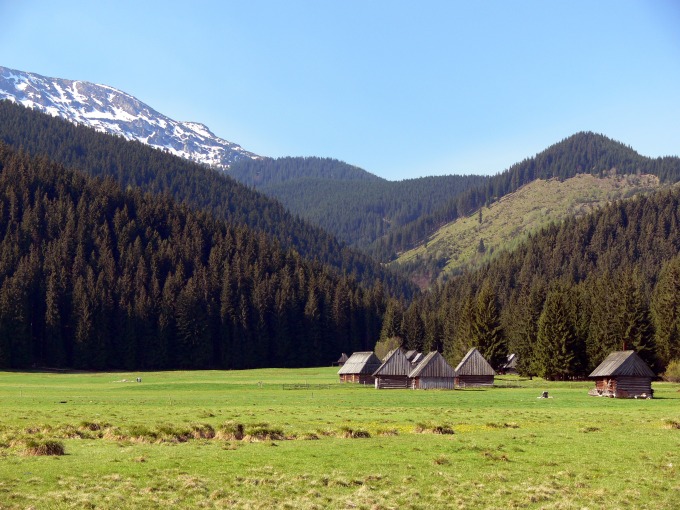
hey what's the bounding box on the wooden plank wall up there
[413,377,454,390]
[376,376,410,389]
[455,375,494,387]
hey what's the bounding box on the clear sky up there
[1,0,679,180]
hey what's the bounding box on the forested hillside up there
[229,156,382,186]
[395,173,665,286]
[0,101,414,298]
[0,142,385,370]
[229,156,487,249]
[384,187,680,376]
[374,132,680,261]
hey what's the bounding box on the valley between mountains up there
[1,66,680,381]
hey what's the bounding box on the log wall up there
[455,375,494,387]
[592,377,652,398]
[340,374,375,384]
[375,376,409,389]
[412,377,454,390]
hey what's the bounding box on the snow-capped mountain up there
[0,66,258,168]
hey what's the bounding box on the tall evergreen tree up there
[472,282,505,369]
[534,284,583,379]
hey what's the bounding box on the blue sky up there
[1,0,679,180]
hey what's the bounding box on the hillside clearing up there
[395,173,663,284]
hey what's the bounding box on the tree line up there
[0,143,385,370]
[373,132,680,261]
[0,101,415,299]
[229,156,487,250]
[383,187,680,376]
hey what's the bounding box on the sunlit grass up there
[0,368,678,508]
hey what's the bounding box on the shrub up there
[662,359,680,382]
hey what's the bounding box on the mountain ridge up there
[0,65,258,168]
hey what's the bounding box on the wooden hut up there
[409,351,455,389]
[373,348,412,389]
[338,352,382,384]
[335,353,349,366]
[454,347,495,387]
[588,350,655,398]
[500,353,518,375]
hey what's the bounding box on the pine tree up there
[651,255,680,367]
[472,283,505,369]
[534,284,582,380]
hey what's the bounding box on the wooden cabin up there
[373,348,412,389]
[588,350,655,398]
[409,351,455,389]
[500,353,518,375]
[335,353,349,366]
[337,352,382,384]
[454,347,495,387]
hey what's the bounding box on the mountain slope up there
[391,185,680,377]
[229,156,383,186]
[376,132,680,261]
[0,65,258,168]
[396,172,666,285]
[229,156,488,249]
[0,100,416,298]
[0,141,384,370]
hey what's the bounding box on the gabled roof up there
[405,350,421,362]
[589,351,655,378]
[409,351,455,379]
[454,347,495,376]
[337,353,349,364]
[503,353,518,370]
[373,348,412,377]
[337,352,381,375]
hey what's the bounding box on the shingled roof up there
[409,351,455,378]
[589,351,655,378]
[454,347,495,376]
[337,352,382,375]
[503,353,518,370]
[373,348,412,377]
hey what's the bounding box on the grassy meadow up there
[0,368,678,509]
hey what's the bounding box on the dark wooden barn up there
[335,353,349,366]
[337,352,382,384]
[409,351,455,389]
[588,350,655,398]
[454,347,495,387]
[373,348,413,389]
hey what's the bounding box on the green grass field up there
[0,368,678,509]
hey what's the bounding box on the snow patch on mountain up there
[0,65,259,168]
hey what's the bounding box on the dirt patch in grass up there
[23,439,65,456]
[415,422,455,435]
